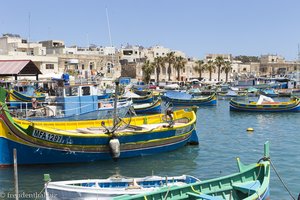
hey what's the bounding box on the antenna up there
[105,7,115,74]
[27,12,31,55]
[106,7,113,47]
[298,44,300,62]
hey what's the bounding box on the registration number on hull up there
[32,130,64,143]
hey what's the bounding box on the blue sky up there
[1,0,300,60]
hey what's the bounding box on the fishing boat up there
[44,174,200,200]
[259,88,279,97]
[114,141,271,200]
[0,86,198,165]
[24,98,132,121]
[230,95,300,112]
[6,84,46,109]
[161,91,217,106]
[218,90,247,100]
[8,84,46,102]
[133,99,162,114]
[123,90,154,104]
[11,84,132,121]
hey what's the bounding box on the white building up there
[0,34,46,56]
[0,34,58,79]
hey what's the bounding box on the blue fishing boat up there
[259,88,279,97]
[8,85,46,102]
[12,84,131,121]
[133,99,162,114]
[230,95,300,112]
[161,91,217,106]
[0,86,198,165]
[114,142,271,200]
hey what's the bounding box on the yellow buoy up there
[247,127,254,132]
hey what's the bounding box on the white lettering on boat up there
[175,125,191,136]
[32,130,64,143]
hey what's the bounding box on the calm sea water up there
[0,98,299,199]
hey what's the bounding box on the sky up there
[1,0,300,60]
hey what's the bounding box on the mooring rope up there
[270,159,296,200]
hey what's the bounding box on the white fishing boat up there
[44,174,200,200]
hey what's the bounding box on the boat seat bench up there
[232,180,261,194]
[186,192,223,200]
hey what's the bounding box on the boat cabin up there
[54,84,99,116]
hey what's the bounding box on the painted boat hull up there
[161,93,217,106]
[0,86,198,165]
[45,175,199,200]
[9,89,46,102]
[230,98,300,112]
[0,133,194,165]
[114,142,271,200]
[134,99,162,114]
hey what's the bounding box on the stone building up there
[259,54,300,77]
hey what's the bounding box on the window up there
[123,50,133,55]
[65,87,78,96]
[82,64,85,70]
[45,64,54,69]
[89,62,94,70]
[82,86,90,96]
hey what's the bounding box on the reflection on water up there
[0,99,299,199]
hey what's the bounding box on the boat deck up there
[53,122,188,134]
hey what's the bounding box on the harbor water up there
[0,98,299,199]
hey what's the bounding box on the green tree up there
[221,61,232,82]
[141,60,154,84]
[165,52,175,81]
[194,60,205,80]
[205,60,216,81]
[174,56,187,81]
[214,56,225,82]
[153,56,165,86]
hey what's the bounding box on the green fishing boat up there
[114,142,270,200]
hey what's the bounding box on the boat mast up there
[113,78,119,127]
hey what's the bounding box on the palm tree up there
[165,52,175,81]
[206,60,216,81]
[194,60,205,80]
[221,61,232,82]
[153,56,165,86]
[173,56,187,81]
[214,56,225,82]
[141,60,154,84]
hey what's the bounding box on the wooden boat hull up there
[132,95,154,104]
[114,142,271,200]
[133,99,162,114]
[9,89,46,102]
[230,98,300,112]
[0,86,198,165]
[45,175,199,200]
[162,93,217,106]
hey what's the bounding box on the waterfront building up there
[0,34,59,80]
[40,40,121,87]
[259,54,300,77]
